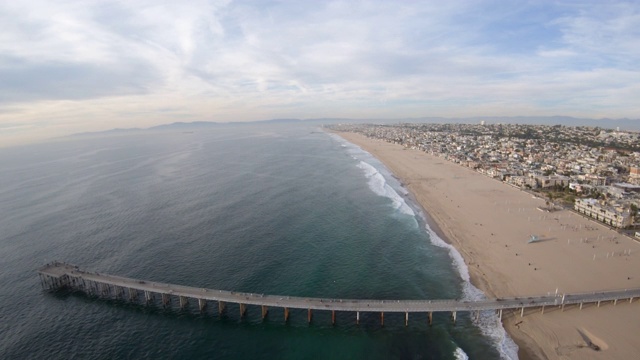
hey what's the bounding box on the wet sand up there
[338,132,640,360]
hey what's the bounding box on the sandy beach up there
[337,132,640,360]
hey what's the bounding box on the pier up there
[39,262,640,325]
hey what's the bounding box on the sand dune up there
[337,132,640,360]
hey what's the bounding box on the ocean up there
[0,123,517,359]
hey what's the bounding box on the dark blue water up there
[0,123,515,359]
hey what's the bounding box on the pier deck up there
[38,262,640,324]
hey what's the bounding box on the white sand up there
[338,132,640,360]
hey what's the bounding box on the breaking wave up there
[454,347,469,360]
[355,160,415,216]
[426,227,519,360]
[331,132,519,360]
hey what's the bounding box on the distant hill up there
[147,119,304,130]
[68,127,143,137]
[66,119,310,137]
[147,121,220,131]
[66,116,640,138]
[259,118,303,124]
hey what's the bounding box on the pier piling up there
[144,291,152,304]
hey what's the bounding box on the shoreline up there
[335,131,640,360]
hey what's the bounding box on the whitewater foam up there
[355,161,415,216]
[330,133,415,217]
[330,132,519,360]
[454,347,469,360]
[427,227,519,360]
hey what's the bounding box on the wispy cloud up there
[1,0,639,146]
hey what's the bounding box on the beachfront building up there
[535,175,571,189]
[506,175,527,188]
[580,174,608,186]
[630,166,640,185]
[574,198,633,228]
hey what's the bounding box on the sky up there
[1,0,640,146]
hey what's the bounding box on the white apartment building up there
[574,198,632,228]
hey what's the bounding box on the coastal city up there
[330,123,640,234]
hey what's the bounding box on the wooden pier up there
[39,262,640,325]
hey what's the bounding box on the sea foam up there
[331,132,519,360]
[427,227,519,360]
[454,347,469,360]
[356,161,415,216]
[330,133,415,217]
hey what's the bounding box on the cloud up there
[1,0,640,146]
[552,2,640,67]
[0,1,168,104]
[0,56,159,103]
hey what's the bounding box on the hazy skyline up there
[2,0,639,146]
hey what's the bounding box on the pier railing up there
[38,262,640,325]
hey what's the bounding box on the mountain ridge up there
[66,116,640,138]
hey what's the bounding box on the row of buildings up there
[331,123,640,229]
[574,198,633,228]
